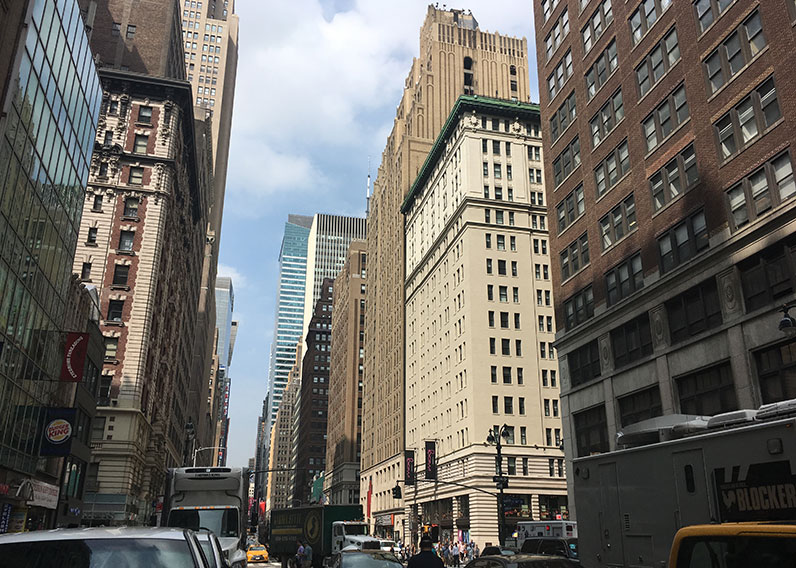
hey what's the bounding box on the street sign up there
[492,475,509,484]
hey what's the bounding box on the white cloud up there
[217,263,248,289]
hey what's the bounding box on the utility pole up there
[487,425,510,547]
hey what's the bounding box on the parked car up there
[519,538,578,562]
[480,546,517,556]
[197,530,230,568]
[0,526,210,567]
[465,553,579,568]
[247,543,269,563]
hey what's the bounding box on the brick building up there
[292,278,334,505]
[533,0,796,513]
[324,241,367,506]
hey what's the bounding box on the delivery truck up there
[164,466,249,568]
[267,504,380,567]
[573,397,796,567]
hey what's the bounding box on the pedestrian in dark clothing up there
[408,537,444,568]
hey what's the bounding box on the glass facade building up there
[0,0,101,474]
[266,215,312,427]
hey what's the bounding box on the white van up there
[516,521,577,547]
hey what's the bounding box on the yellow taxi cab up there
[247,543,269,563]
[668,523,796,567]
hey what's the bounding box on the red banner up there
[60,333,89,382]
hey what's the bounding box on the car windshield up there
[344,525,368,536]
[341,552,402,568]
[168,508,238,538]
[250,546,266,551]
[0,538,196,568]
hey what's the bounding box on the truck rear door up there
[672,449,712,528]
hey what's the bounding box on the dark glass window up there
[677,362,738,415]
[113,265,130,286]
[611,313,653,368]
[568,339,601,388]
[738,239,796,312]
[574,405,609,457]
[755,339,796,404]
[658,209,708,274]
[619,386,662,427]
[118,230,135,251]
[107,300,124,322]
[606,253,643,306]
[666,278,722,344]
[564,286,594,330]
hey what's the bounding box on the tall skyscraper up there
[257,215,312,502]
[325,241,367,505]
[0,0,102,530]
[75,0,214,524]
[402,95,566,547]
[363,5,529,539]
[265,215,313,427]
[301,214,367,336]
[533,0,796,515]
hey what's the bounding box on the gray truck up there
[573,397,796,567]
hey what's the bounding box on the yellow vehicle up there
[247,543,269,563]
[668,523,796,567]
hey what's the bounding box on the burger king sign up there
[39,408,76,457]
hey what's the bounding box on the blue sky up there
[218,0,539,467]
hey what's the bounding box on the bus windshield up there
[168,508,239,538]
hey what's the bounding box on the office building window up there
[619,386,662,427]
[585,40,618,99]
[107,300,125,322]
[704,11,766,93]
[550,91,577,142]
[643,85,689,152]
[611,313,653,368]
[738,239,796,312]
[119,230,135,251]
[636,28,680,97]
[87,227,98,244]
[561,233,589,280]
[502,367,512,384]
[574,405,609,457]
[594,140,630,198]
[658,209,708,273]
[569,340,600,388]
[547,50,574,100]
[581,0,614,53]
[714,77,780,160]
[123,197,140,218]
[556,184,585,234]
[81,263,91,280]
[553,137,581,187]
[605,253,643,306]
[755,339,796,404]
[129,167,144,185]
[629,0,672,44]
[564,286,594,330]
[600,193,636,249]
[138,106,153,124]
[650,144,698,211]
[666,278,722,344]
[727,151,794,230]
[112,265,130,286]
[694,0,734,33]
[590,89,624,148]
[491,366,498,383]
[492,396,499,413]
[677,362,738,415]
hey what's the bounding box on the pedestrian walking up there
[408,536,444,568]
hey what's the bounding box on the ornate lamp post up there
[486,424,511,546]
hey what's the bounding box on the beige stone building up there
[325,242,367,505]
[403,96,566,547]
[363,5,530,541]
[266,345,302,512]
[180,0,239,463]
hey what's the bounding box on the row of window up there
[488,337,524,356]
[486,259,519,277]
[491,395,530,415]
[486,285,522,303]
[484,210,516,226]
[482,162,513,181]
[488,311,521,330]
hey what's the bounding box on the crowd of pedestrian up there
[405,536,480,568]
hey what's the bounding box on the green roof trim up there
[401,95,540,214]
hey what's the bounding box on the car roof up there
[489,554,577,563]
[0,526,192,543]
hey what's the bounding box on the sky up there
[218,0,539,467]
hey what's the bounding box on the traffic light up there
[392,484,402,499]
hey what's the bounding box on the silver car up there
[0,526,210,567]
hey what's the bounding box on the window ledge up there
[705,46,769,104]
[551,120,578,149]
[85,242,98,247]
[104,358,120,365]
[110,285,130,291]
[553,163,582,193]
[116,249,135,256]
[104,321,124,327]
[135,121,152,127]
[560,262,591,287]
[557,212,587,240]
[651,182,700,219]
[91,207,103,213]
[121,215,140,222]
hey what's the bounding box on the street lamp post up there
[486,424,510,547]
[778,302,796,335]
[193,446,226,466]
